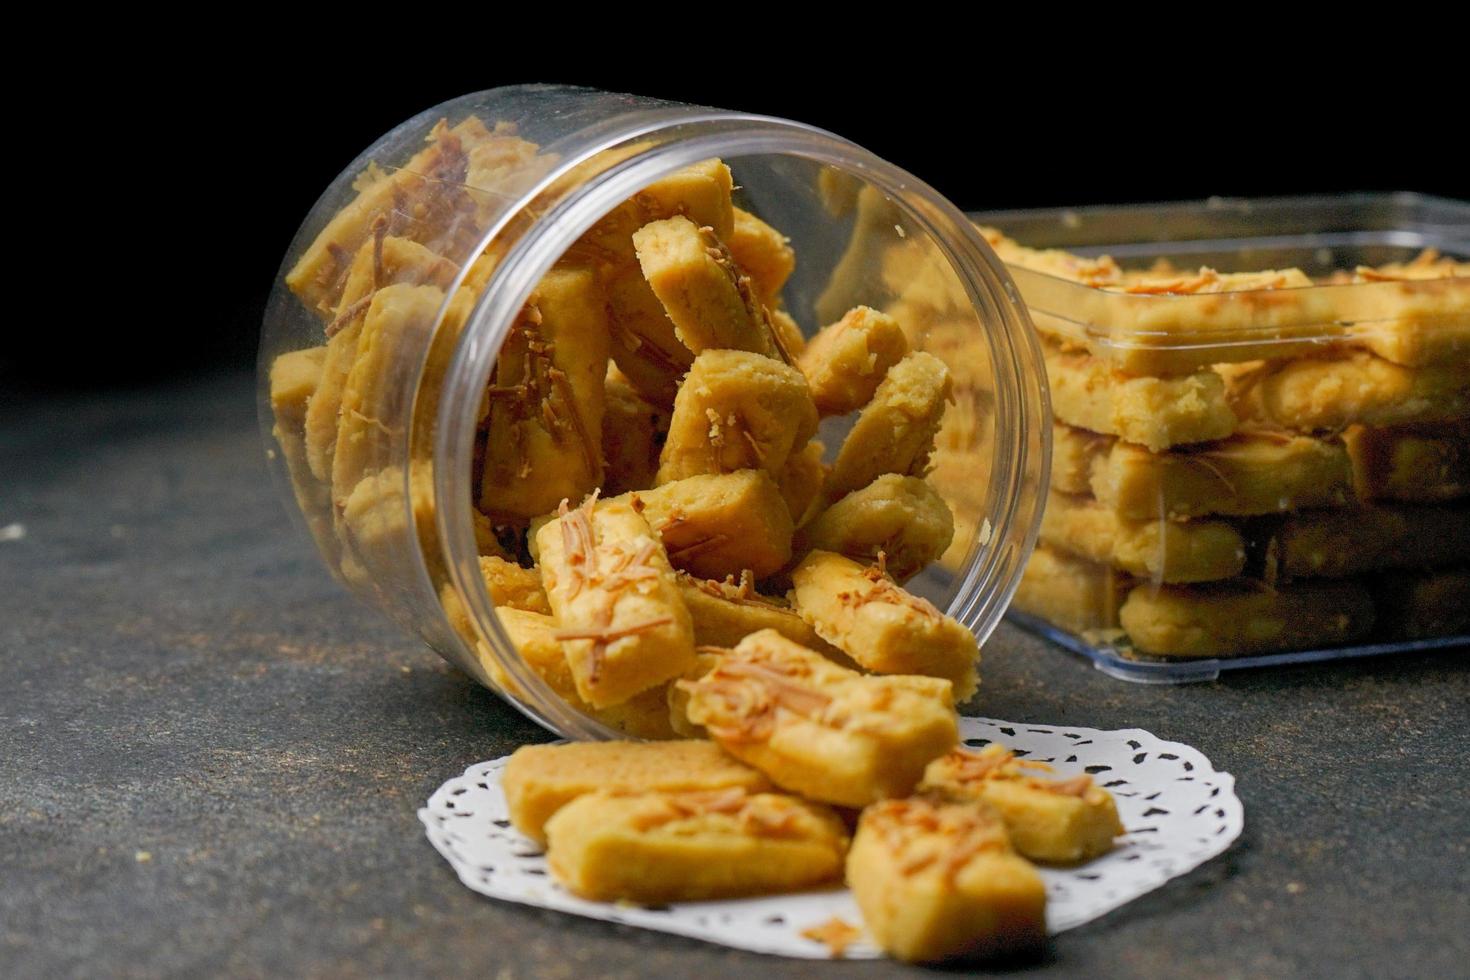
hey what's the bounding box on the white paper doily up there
[419,719,1242,958]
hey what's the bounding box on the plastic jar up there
[258,84,1049,739]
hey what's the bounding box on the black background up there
[14,47,1464,394]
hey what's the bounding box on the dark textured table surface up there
[4,373,1468,979]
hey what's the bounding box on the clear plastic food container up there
[973,194,1470,682]
[258,85,1048,736]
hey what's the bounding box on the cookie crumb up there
[800,916,863,958]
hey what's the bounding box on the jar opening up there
[427,112,1049,739]
[258,87,1047,742]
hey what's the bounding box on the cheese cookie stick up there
[778,440,827,527]
[477,556,551,614]
[633,215,788,361]
[1012,546,1134,635]
[535,494,695,707]
[825,351,953,501]
[502,740,768,843]
[656,349,818,485]
[678,629,957,807]
[1349,253,1470,366]
[1091,432,1355,521]
[332,284,447,507]
[1050,423,1112,495]
[285,117,493,315]
[489,608,677,742]
[797,306,910,416]
[1040,491,1246,584]
[600,365,671,495]
[790,551,978,699]
[1344,421,1470,503]
[796,475,955,582]
[1266,504,1470,579]
[919,744,1124,864]
[1220,350,1470,432]
[268,346,337,564]
[481,267,610,520]
[769,309,807,359]
[847,797,1046,963]
[631,471,794,580]
[674,570,841,656]
[304,233,460,481]
[546,788,847,903]
[1044,342,1236,451]
[1119,579,1375,658]
[578,160,736,403]
[727,207,796,308]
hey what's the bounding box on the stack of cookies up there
[986,234,1470,658]
[502,663,1123,963]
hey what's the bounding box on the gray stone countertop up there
[3,373,1466,978]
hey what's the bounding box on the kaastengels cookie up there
[1347,252,1470,367]
[1050,422,1111,495]
[502,740,770,844]
[545,788,847,903]
[535,494,695,708]
[797,306,910,416]
[674,571,839,656]
[727,207,796,308]
[601,266,693,407]
[285,117,502,316]
[795,475,955,583]
[983,226,1339,376]
[1012,545,1134,636]
[1039,491,1246,584]
[919,744,1123,864]
[304,235,459,483]
[777,439,827,526]
[770,309,808,360]
[268,346,327,477]
[268,346,337,562]
[633,214,787,360]
[480,268,611,521]
[847,797,1047,963]
[332,284,447,508]
[478,556,550,614]
[485,608,676,741]
[581,161,734,404]
[1089,431,1355,520]
[678,630,958,807]
[600,366,671,495]
[1042,341,1236,452]
[1265,504,1470,579]
[1220,350,1470,433]
[790,551,978,699]
[655,349,818,486]
[335,463,436,589]
[628,471,794,580]
[824,351,953,502]
[1343,421,1470,503]
[1118,579,1375,658]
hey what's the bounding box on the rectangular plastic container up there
[974,194,1470,682]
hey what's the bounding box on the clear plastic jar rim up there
[419,103,1051,739]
